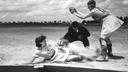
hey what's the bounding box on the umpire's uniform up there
[63,21,90,48]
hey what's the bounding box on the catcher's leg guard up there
[96,45,108,61]
[105,38,113,57]
[97,38,108,61]
[101,45,108,60]
[107,44,113,57]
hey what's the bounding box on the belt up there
[101,14,109,19]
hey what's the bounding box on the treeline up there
[0,20,71,26]
[0,16,128,27]
[118,16,128,28]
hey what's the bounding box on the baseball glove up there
[69,7,77,14]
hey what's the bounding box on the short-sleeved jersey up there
[90,7,111,21]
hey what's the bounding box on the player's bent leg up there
[99,38,104,46]
[97,37,108,61]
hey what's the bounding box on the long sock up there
[107,44,112,55]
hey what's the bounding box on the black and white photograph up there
[0,0,128,72]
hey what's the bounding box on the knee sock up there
[107,44,112,54]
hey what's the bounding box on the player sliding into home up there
[29,34,99,64]
[69,0,123,61]
[29,34,83,64]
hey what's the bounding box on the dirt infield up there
[0,26,128,71]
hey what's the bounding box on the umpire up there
[62,21,90,48]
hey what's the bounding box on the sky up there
[0,0,128,22]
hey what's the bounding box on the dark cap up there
[71,21,79,28]
[87,0,96,5]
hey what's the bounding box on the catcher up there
[69,0,124,60]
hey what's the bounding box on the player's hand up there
[58,38,69,46]
[69,7,77,14]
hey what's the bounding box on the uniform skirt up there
[51,48,70,62]
[101,15,124,39]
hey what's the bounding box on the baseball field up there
[0,25,128,71]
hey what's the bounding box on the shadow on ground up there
[109,55,124,60]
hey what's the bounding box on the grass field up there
[0,26,128,71]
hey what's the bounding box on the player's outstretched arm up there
[69,7,92,19]
[73,11,92,19]
[29,56,38,64]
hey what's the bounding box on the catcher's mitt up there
[69,7,77,14]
